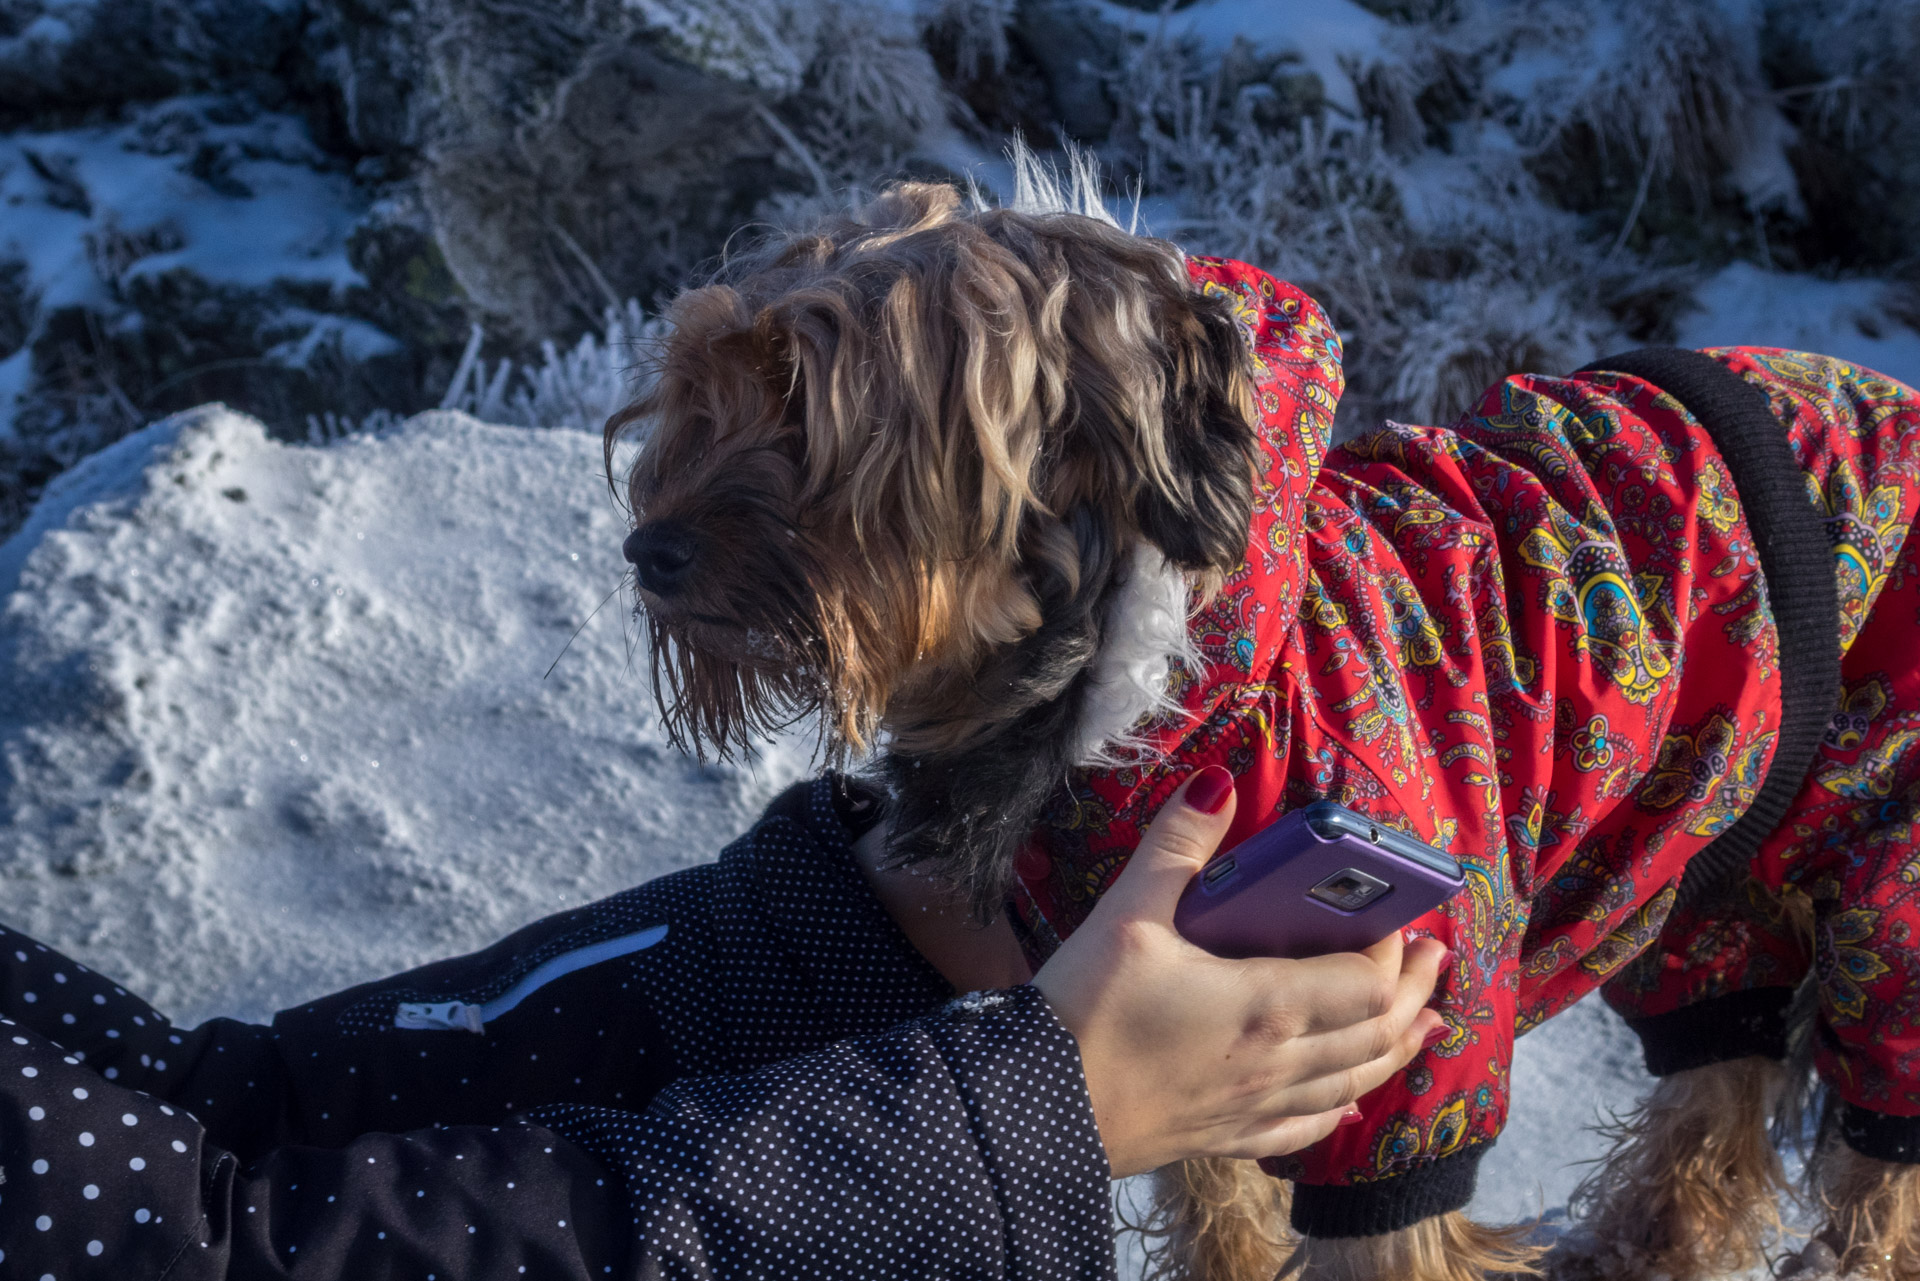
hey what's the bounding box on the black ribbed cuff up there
[1577,349,1841,909]
[1840,1104,1920,1164]
[1288,1147,1482,1238]
[1624,987,1793,1076]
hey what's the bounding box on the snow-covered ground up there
[0,405,814,1026]
[1680,263,1920,389]
[0,395,1751,1273]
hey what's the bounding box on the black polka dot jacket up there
[0,778,1115,1278]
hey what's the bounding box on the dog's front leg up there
[1568,1056,1792,1280]
[1278,1213,1543,1281]
[1778,1140,1920,1281]
[1137,1157,1293,1281]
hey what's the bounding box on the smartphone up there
[1173,801,1464,959]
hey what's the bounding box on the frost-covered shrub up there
[1489,0,1774,207]
[1096,12,1614,427]
[438,301,662,434]
[1762,0,1920,271]
[1087,0,1823,427]
[918,0,1015,81]
[625,0,821,95]
[1386,274,1617,426]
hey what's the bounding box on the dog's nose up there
[624,522,699,596]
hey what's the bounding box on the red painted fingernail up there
[1013,843,1051,883]
[1423,1022,1449,1048]
[1440,947,1458,969]
[1185,766,1234,814]
[1257,1156,1285,1178]
[1337,1105,1364,1127]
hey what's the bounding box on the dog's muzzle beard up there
[641,608,838,762]
[626,511,845,764]
[630,499,1137,922]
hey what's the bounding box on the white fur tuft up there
[1070,544,1197,768]
[966,136,1144,235]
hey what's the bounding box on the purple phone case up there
[1173,805,1465,959]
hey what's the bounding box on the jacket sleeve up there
[534,984,1115,1280]
[0,1005,627,1280]
[0,880,689,1162]
[0,920,303,1157]
[0,779,952,1162]
[0,985,1113,1280]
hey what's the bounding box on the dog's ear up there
[1136,291,1260,579]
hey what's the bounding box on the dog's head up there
[610,174,1260,909]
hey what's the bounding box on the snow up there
[1730,107,1806,216]
[0,100,383,435]
[0,5,86,72]
[0,102,367,310]
[1679,263,1920,390]
[0,348,30,441]
[0,405,812,1027]
[263,309,405,369]
[1477,993,1652,1226]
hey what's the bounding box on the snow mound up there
[0,405,809,1025]
[1679,264,1920,390]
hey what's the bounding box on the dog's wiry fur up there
[610,150,1920,1280]
[1129,1159,1543,1281]
[1277,1213,1546,1281]
[613,151,1259,917]
[1812,1141,1920,1280]
[1569,1056,1794,1280]
[1134,1158,1295,1281]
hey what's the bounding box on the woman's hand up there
[1032,766,1449,1178]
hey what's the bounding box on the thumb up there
[1090,766,1238,928]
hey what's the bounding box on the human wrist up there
[1020,978,1137,1176]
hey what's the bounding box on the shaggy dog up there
[607,153,1920,1281]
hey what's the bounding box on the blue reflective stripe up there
[478,924,669,1022]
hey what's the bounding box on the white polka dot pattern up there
[539,983,1113,1278]
[0,778,1117,1276]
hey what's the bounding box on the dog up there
[608,149,1920,1280]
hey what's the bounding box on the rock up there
[303,0,881,336]
[416,42,791,338]
[1012,2,1122,143]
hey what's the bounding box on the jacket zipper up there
[394,923,669,1032]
